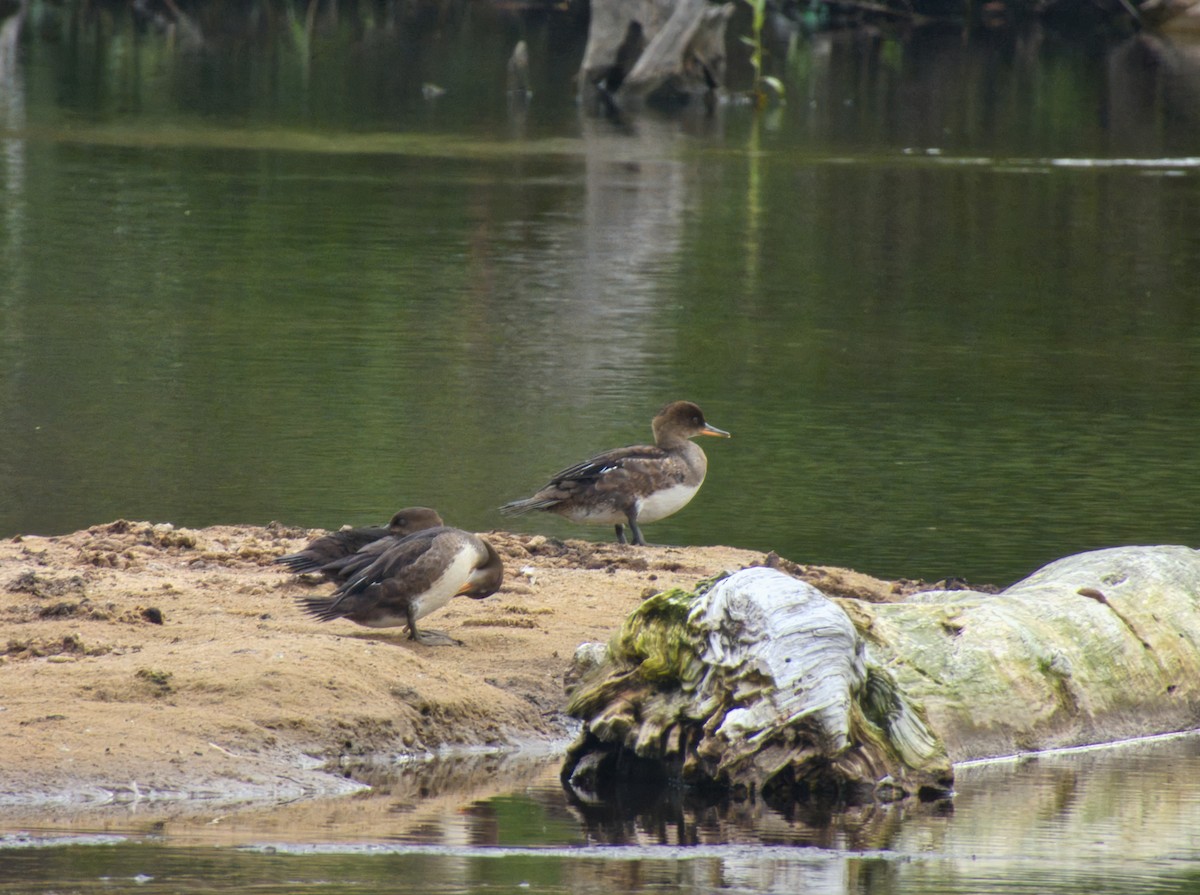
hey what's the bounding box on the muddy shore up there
[0,521,918,826]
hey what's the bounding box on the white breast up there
[408,546,480,622]
[636,481,701,523]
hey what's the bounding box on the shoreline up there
[0,520,913,825]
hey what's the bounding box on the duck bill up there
[699,424,731,438]
[455,581,493,599]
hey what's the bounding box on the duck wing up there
[559,445,677,483]
[504,444,686,512]
[296,529,445,621]
[334,527,448,599]
[274,525,390,573]
[317,528,417,580]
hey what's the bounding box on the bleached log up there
[563,546,1200,803]
[858,545,1200,761]
[564,568,953,803]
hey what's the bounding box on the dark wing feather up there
[318,530,410,580]
[502,445,670,512]
[275,554,326,574]
[275,525,390,573]
[334,527,445,600]
[296,594,355,623]
[553,445,668,483]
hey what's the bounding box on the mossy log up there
[563,546,1200,804]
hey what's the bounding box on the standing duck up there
[274,507,444,576]
[295,526,503,646]
[500,400,730,546]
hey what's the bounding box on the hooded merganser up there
[500,400,730,546]
[274,507,444,576]
[295,526,503,646]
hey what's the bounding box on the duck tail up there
[294,595,345,622]
[499,496,558,516]
[274,552,324,574]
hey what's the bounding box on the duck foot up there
[408,627,463,647]
[615,521,648,546]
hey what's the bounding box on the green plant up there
[741,0,785,108]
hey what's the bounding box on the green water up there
[3,6,1200,584]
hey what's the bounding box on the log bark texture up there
[563,546,1200,803]
[856,545,1200,762]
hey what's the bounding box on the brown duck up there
[274,507,444,576]
[500,400,730,546]
[295,526,503,646]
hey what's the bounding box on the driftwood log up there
[579,0,735,112]
[563,546,1200,804]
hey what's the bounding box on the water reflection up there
[487,114,695,412]
[563,777,955,850]
[5,735,1199,894]
[201,731,1200,895]
[0,1,26,307]
[1108,33,1200,142]
[786,26,1200,155]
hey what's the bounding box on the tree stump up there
[579,0,735,112]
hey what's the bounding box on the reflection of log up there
[579,0,735,111]
[563,547,1200,805]
[507,40,531,96]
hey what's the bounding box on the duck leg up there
[405,604,462,646]
[627,516,647,547]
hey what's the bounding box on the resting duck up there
[295,526,503,646]
[500,400,730,546]
[274,507,444,576]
